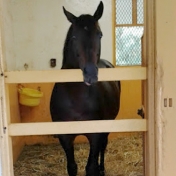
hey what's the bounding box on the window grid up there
[115,0,144,66]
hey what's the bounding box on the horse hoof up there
[100,172,105,176]
[100,170,105,176]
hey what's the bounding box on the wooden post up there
[0,80,14,176]
[143,0,156,175]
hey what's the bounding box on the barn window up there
[114,0,144,66]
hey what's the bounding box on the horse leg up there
[58,134,77,176]
[85,133,102,176]
[99,133,109,176]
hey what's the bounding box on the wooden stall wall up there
[19,83,57,145]
[9,85,24,162]
[18,80,141,145]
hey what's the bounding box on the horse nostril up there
[83,67,87,74]
[96,66,98,71]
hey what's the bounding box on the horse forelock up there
[77,15,96,28]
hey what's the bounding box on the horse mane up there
[62,25,74,69]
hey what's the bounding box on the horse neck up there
[62,26,79,69]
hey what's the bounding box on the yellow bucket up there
[18,88,43,107]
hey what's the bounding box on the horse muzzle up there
[83,64,98,86]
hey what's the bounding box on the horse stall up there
[0,0,157,176]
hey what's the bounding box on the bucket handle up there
[18,84,42,92]
[18,84,25,91]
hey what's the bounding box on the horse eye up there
[72,36,76,40]
[98,32,103,38]
[84,26,88,31]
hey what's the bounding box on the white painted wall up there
[4,0,113,71]
[155,0,176,175]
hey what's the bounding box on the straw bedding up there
[14,133,143,176]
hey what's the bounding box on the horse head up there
[62,1,104,86]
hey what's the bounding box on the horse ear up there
[63,7,77,23]
[93,1,104,21]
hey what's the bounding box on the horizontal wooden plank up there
[8,119,146,136]
[116,24,144,27]
[4,67,146,83]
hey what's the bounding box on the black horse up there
[50,1,121,176]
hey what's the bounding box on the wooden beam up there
[4,67,146,83]
[115,24,143,27]
[132,0,138,25]
[144,0,156,175]
[8,119,146,136]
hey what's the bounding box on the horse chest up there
[66,84,99,111]
[53,83,101,113]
